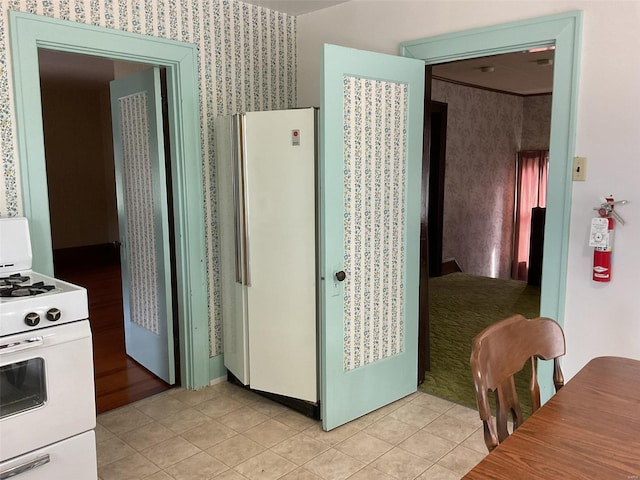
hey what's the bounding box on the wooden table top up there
[464,356,640,479]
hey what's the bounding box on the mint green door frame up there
[401,11,582,402]
[9,12,210,389]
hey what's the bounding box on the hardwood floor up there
[54,245,173,414]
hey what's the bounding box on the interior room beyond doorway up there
[421,48,554,414]
[39,49,173,412]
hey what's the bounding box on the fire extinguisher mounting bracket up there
[593,198,628,225]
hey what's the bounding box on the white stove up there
[0,216,88,337]
[0,271,88,337]
[0,217,97,479]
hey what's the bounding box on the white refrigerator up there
[216,108,318,404]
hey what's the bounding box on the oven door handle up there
[0,454,50,479]
[0,337,44,355]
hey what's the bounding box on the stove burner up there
[0,273,31,286]
[0,281,56,298]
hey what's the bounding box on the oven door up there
[0,321,95,462]
[0,430,96,480]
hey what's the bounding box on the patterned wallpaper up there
[522,94,552,150]
[0,0,297,356]
[432,79,522,279]
[342,75,407,371]
[118,92,161,335]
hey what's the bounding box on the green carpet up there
[419,272,541,418]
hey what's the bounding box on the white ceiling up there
[432,50,554,96]
[38,49,117,84]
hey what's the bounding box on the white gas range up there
[0,217,97,479]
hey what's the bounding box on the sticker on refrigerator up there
[292,129,301,146]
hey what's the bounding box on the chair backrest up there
[470,314,566,452]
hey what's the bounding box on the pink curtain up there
[512,150,549,280]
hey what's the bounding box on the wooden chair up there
[470,314,566,452]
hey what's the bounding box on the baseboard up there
[209,375,227,386]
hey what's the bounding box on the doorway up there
[38,50,175,412]
[420,51,553,409]
[10,11,210,391]
[404,11,582,402]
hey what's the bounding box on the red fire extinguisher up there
[591,197,628,282]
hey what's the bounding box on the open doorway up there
[404,11,581,406]
[420,49,554,413]
[38,50,175,413]
[11,11,209,394]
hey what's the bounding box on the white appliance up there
[216,108,318,406]
[0,217,97,479]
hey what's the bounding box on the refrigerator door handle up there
[231,115,244,285]
[240,115,251,286]
[232,114,251,286]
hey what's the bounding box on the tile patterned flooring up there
[96,382,487,480]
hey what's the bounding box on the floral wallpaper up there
[342,75,407,371]
[432,79,522,279]
[118,92,161,335]
[0,0,297,356]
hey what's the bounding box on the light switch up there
[573,156,587,181]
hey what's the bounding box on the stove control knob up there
[25,312,40,327]
[46,308,61,322]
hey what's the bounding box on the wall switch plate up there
[573,156,587,181]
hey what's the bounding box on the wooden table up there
[464,356,640,479]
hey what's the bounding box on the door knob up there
[335,271,346,282]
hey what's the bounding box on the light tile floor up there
[96,382,487,480]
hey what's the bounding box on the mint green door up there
[111,67,175,385]
[320,44,424,430]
